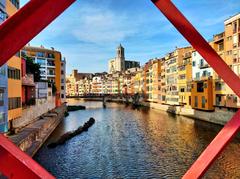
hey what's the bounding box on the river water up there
[34,99,240,179]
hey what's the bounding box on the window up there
[0,113,6,125]
[36,58,46,65]
[0,66,6,76]
[200,59,204,67]
[197,82,204,92]
[196,72,200,79]
[8,97,21,110]
[195,96,198,108]
[227,36,232,41]
[202,71,207,77]
[0,88,4,106]
[47,53,55,58]
[0,9,7,22]
[61,94,65,98]
[218,42,224,51]
[61,70,64,75]
[215,82,224,91]
[8,67,20,80]
[192,61,196,67]
[233,21,237,33]
[179,74,186,80]
[48,70,55,76]
[10,0,19,9]
[227,50,232,56]
[202,96,206,108]
[61,86,64,90]
[36,52,45,57]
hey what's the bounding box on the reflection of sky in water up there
[34,99,240,179]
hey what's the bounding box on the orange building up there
[178,50,192,107]
[6,0,22,128]
[191,78,214,111]
[152,58,162,103]
[211,13,240,109]
[22,46,65,105]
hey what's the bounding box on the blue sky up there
[20,0,240,74]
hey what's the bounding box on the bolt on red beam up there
[0,0,76,67]
[0,134,55,179]
[151,0,240,178]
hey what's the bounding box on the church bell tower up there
[116,44,125,72]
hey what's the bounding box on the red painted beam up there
[0,0,76,67]
[151,0,240,178]
[183,110,240,178]
[0,134,55,179]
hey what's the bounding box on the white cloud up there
[71,10,136,44]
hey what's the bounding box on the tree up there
[22,55,41,82]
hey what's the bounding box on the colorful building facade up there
[22,46,66,104]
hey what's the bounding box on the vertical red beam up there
[0,134,55,179]
[150,0,240,178]
[0,0,76,67]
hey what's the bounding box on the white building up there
[192,51,214,80]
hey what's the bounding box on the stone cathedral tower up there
[115,44,125,72]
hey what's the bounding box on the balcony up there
[199,63,210,69]
[22,74,35,86]
[213,32,225,42]
[183,52,191,59]
[47,62,55,67]
[47,53,55,59]
[47,73,55,77]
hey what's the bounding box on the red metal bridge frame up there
[0,0,239,178]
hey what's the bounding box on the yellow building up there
[152,59,162,103]
[145,61,153,102]
[160,59,166,104]
[6,0,22,127]
[178,50,192,107]
[133,70,142,94]
[165,47,191,105]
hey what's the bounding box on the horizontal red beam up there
[0,0,76,67]
[0,134,55,179]
[151,0,240,178]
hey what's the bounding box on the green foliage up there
[22,55,41,82]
